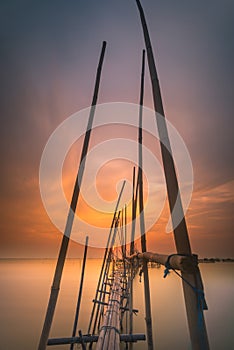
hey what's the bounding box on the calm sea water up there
[0,259,233,350]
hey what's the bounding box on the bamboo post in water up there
[138,49,154,350]
[130,167,136,256]
[124,204,127,259]
[135,1,209,349]
[70,236,89,350]
[38,41,107,350]
[129,167,137,349]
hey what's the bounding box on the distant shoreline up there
[0,257,234,262]
[198,258,234,263]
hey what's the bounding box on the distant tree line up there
[199,258,234,263]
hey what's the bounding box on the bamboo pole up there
[135,2,209,349]
[130,167,136,256]
[70,236,89,350]
[124,204,128,343]
[91,246,112,337]
[129,167,137,349]
[38,41,107,350]
[124,204,127,259]
[137,49,154,350]
[78,330,86,350]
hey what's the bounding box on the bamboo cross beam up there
[128,252,198,274]
[47,334,146,346]
[38,41,107,350]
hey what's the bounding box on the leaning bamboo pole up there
[138,49,154,350]
[135,1,209,349]
[96,217,121,350]
[38,41,107,350]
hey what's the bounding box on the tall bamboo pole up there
[38,41,107,350]
[135,1,209,349]
[70,236,89,350]
[138,49,154,350]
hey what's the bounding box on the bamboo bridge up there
[38,1,210,349]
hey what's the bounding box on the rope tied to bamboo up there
[163,253,197,278]
[100,325,120,334]
[163,254,208,344]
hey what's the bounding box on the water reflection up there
[0,260,233,349]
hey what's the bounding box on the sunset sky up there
[1,0,233,258]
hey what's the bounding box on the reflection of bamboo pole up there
[135,1,209,349]
[70,236,89,350]
[138,49,154,350]
[38,41,107,350]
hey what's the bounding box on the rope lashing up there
[139,268,143,282]
[109,298,120,304]
[100,325,120,334]
[163,253,197,278]
[163,254,208,340]
[163,254,179,278]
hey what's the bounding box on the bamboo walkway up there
[38,1,210,349]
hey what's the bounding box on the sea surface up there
[0,259,233,350]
